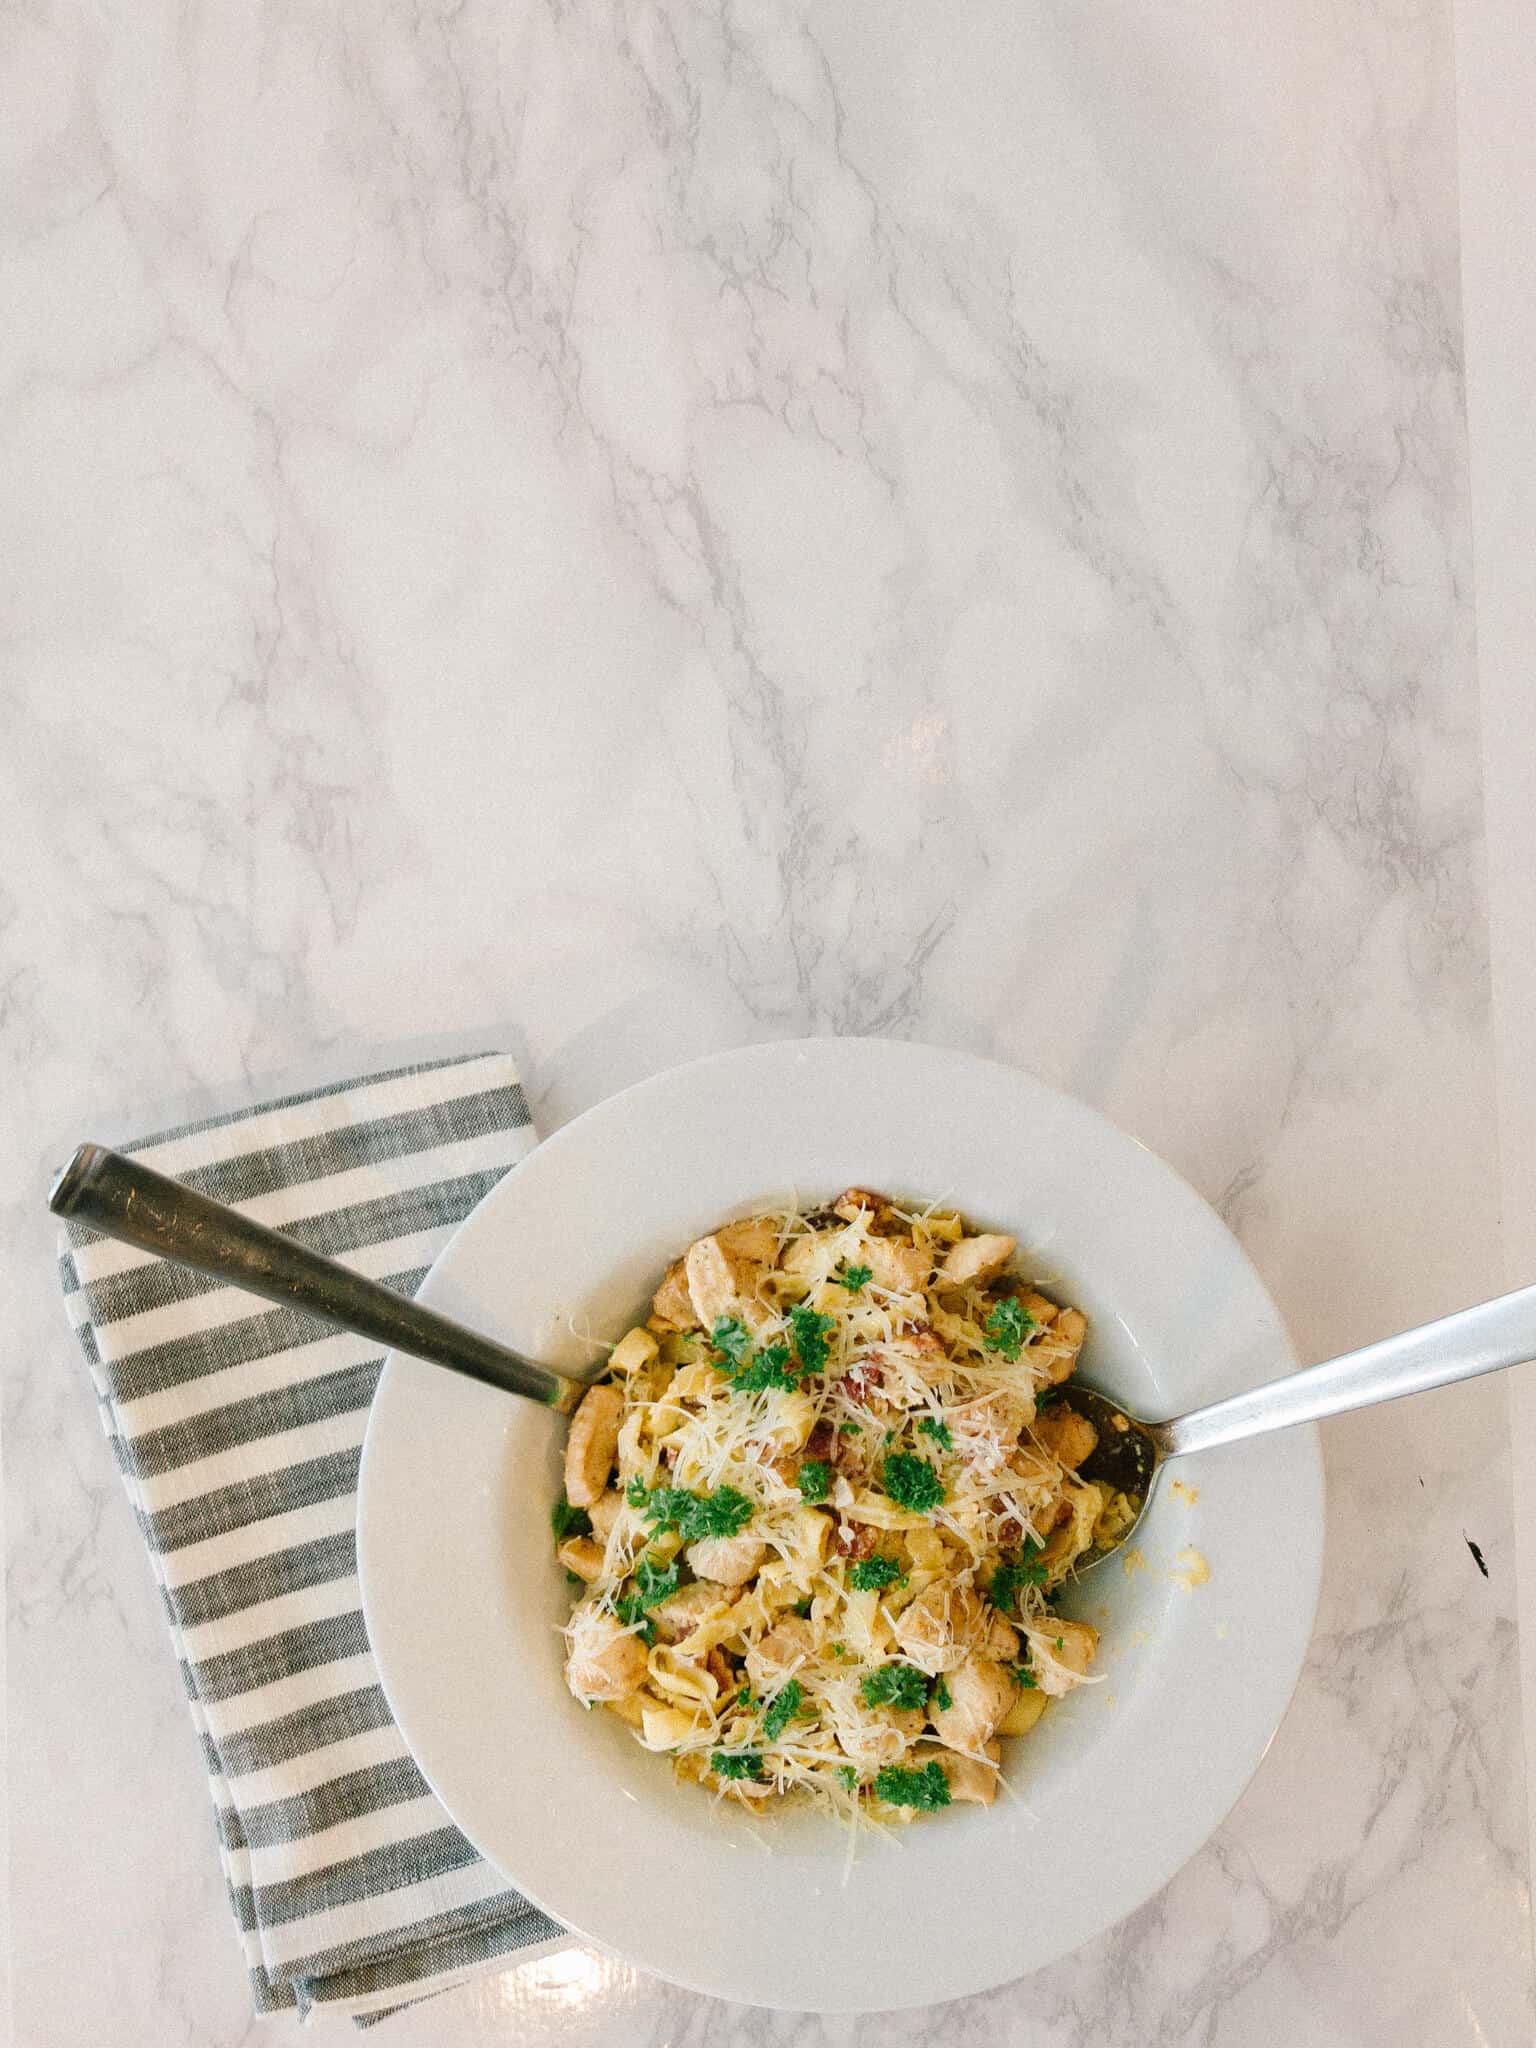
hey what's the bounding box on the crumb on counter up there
[1170,1478,1199,1505]
[1121,1546,1149,1576]
[1171,1546,1211,1591]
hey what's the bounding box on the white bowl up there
[358,1039,1322,2011]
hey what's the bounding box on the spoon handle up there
[1159,1279,1536,1458]
[49,1143,582,1412]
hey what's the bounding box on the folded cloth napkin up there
[56,1052,568,2024]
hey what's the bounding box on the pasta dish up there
[553,1191,1126,1817]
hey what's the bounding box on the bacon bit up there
[835,1521,878,1560]
[804,1419,837,1463]
[897,1319,945,1354]
[842,1360,885,1401]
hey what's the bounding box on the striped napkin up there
[56,1052,568,2024]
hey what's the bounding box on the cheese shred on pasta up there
[555,1191,1113,1821]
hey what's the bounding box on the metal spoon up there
[1062,1279,1536,1566]
[48,1143,589,1413]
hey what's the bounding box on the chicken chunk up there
[716,1215,781,1265]
[564,1606,650,1702]
[983,1611,1020,1662]
[1037,1306,1087,1385]
[1031,1406,1099,1472]
[892,1581,987,1676]
[556,1535,605,1583]
[744,1616,815,1694]
[651,1260,700,1331]
[864,1235,931,1294]
[938,1232,1017,1287]
[588,1488,625,1544]
[929,1654,1017,1753]
[950,1386,1036,1445]
[653,1581,729,1644]
[930,1740,1002,1805]
[684,1233,767,1333]
[563,1382,623,1508]
[780,1232,835,1284]
[1030,1618,1099,1697]
[687,1533,769,1586]
[836,1703,926,1768]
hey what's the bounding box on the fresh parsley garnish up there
[838,1421,863,1436]
[847,1555,903,1592]
[551,1492,592,1542]
[615,1554,679,1633]
[792,1597,814,1617]
[1016,1662,1038,1690]
[859,1663,928,1713]
[983,1297,1035,1362]
[761,1679,803,1742]
[874,1762,951,1811]
[736,1686,757,1709]
[787,1303,835,1376]
[989,1551,1049,1611]
[709,1315,754,1369]
[836,1264,873,1293]
[796,1460,832,1504]
[837,1765,858,1790]
[709,1316,804,1393]
[731,1343,802,1393]
[933,1675,953,1712]
[880,1452,945,1514]
[630,1482,754,1543]
[711,1751,766,1782]
[916,1415,952,1449]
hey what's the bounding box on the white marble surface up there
[3,1,1531,2043]
[1455,0,1536,1942]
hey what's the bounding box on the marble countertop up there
[4,1,1533,2043]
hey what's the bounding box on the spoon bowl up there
[1052,1385,1163,1565]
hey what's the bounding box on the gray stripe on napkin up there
[145,1446,365,1552]
[133,1360,384,1479]
[169,1529,358,1629]
[240,1759,431,1851]
[213,1684,398,1779]
[159,1086,531,1209]
[190,1611,372,1704]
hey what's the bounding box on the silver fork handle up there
[49,1143,584,1412]
[1157,1280,1536,1458]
